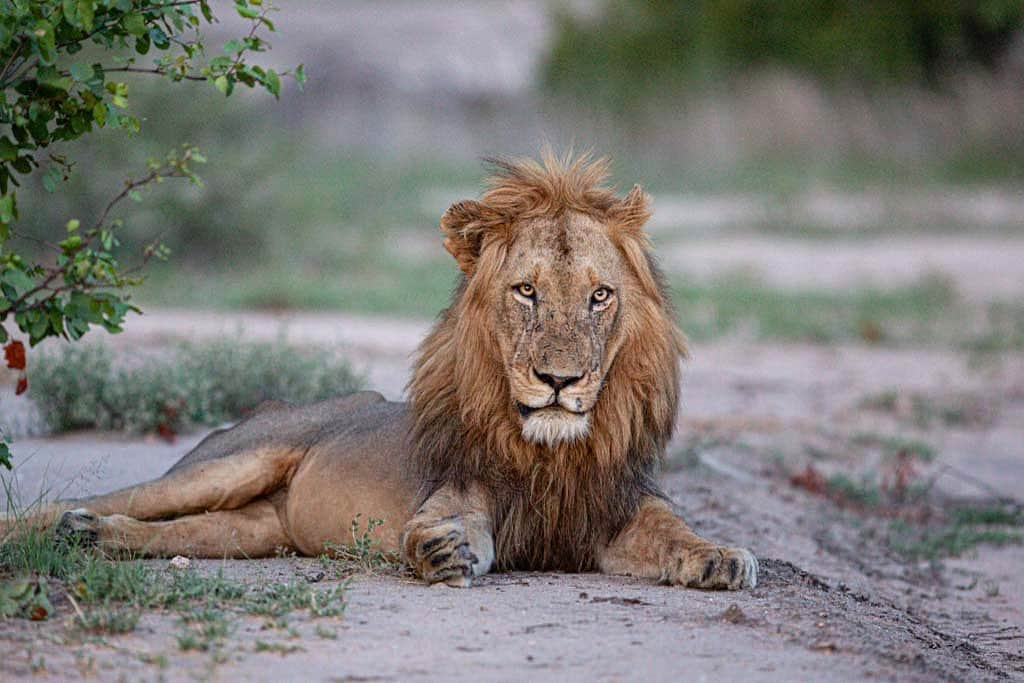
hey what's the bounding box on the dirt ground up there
[2,311,1023,681]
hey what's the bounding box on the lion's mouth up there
[515,402,585,419]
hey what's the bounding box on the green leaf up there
[69,63,93,83]
[1,268,33,293]
[0,138,17,162]
[149,26,170,49]
[30,314,50,343]
[78,0,95,32]
[209,55,232,71]
[214,75,230,95]
[295,64,306,85]
[32,21,57,65]
[11,157,31,174]
[123,12,147,36]
[59,234,82,251]
[0,194,16,223]
[35,66,72,91]
[264,69,280,97]
[62,0,80,27]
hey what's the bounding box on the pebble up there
[168,555,191,570]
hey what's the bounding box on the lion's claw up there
[665,545,758,590]
[404,516,479,587]
[55,508,100,548]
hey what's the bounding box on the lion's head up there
[410,151,687,487]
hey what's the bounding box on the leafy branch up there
[0,0,301,350]
[1,146,203,346]
[0,1,300,466]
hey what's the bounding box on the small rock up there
[810,639,837,652]
[719,603,747,624]
[168,556,190,570]
[305,570,325,583]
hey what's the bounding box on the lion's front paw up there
[664,544,758,590]
[56,508,100,548]
[402,516,479,588]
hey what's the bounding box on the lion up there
[3,152,757,590]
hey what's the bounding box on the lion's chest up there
[490,469,640,572]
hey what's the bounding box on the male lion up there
[5,152,757,590]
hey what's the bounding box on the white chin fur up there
[521,410,590,446]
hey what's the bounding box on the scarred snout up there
[511,337,605,446]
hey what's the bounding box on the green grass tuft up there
[888,503,1023,560]
[1,491,348,647]
[320,515,401,578]
[889,521,1023,560]
[826,473,884,508]
[851,432,937,462]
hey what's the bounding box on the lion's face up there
[488,212,628,446]
[414,153,684,460]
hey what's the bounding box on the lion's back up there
[164,391,396,475]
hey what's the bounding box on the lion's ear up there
[440,200,505,275]
[609,185,662,302]
[609,184,652,236]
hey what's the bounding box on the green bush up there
[545,0,1024,106]
[27,339,362,434]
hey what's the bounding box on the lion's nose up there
[534,370,582,392]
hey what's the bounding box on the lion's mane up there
[408,152,688,571]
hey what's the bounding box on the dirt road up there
[2,311,1022,681]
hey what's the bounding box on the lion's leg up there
[71,445,303,521]
[400,483,494,587]
[56,498,293,559]
[2,445,304,545]
[598,496,757,590]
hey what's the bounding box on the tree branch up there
[6,150,195,315]
[99,66,207,81]
[0,40,24,85]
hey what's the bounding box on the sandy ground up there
[661,234,1024,301]
[2,311,1023,681]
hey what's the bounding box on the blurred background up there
[17,0,1024,347]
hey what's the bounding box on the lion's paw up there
[56,508,100,548]
[665,545,758,590]
[404,517,479,587]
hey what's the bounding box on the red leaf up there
[15,375,27,396]
[4,341,26,370]
[156,423,176,444]
[790,464,826,495]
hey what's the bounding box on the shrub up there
[27,339,362,434]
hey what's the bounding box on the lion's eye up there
[514,283,536,300]
[591,287,613,306]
